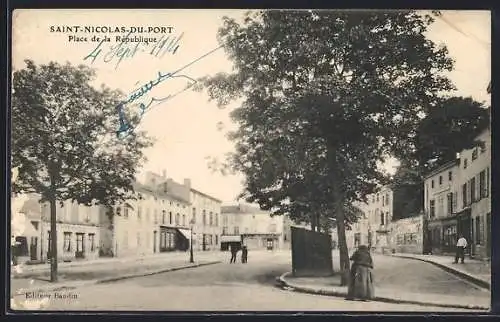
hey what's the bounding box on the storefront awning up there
[221,235,242,243]
[176,228,191,240]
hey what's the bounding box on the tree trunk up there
[49,196,58,282]
[334,199,351,286]
[326,142,350,286]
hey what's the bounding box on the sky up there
[12,9,491,204]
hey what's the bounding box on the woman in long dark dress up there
[346,245,375,301]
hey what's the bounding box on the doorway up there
[30,237,38,260]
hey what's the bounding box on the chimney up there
[162,170,167,178]
[183,178,191,189]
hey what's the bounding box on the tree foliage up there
[197,10,454,283]
[414,96,490,171]
[12,60,153,205]
[12,60,153,280]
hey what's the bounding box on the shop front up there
[220,235,242,251]
[427,216,457,255]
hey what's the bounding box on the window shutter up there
[486,167,490,197]
[476,174,480,202]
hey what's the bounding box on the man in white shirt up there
[454,234,468,264]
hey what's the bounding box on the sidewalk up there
[11,251,225,297]
[278,272,489,311]
[391,253,491,289]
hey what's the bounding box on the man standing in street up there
[230,244,239,264]
[455,234,467,264]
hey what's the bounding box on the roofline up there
[423,159,459,179]
[190,188,222,203]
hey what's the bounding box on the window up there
[431,180,434,189]
[192,208,197,224]
[169,212,173,224]
[137,206,142,219]
[215,214,219,226]
[376,194,379,202]
[175,213,180,225]
[470,177,476,202]
[385,193,390,205]
[203,210,207,225]
[124,205,129,218]
[209,212,213,226]
[437,195,444,217]
[464,158,468,169]
[380,212,385,225]
[462,183,467,208]
[154,209,158,224]
[182,214,186,226]
[88,233,95,251]
[447,193,453,215]
[234,226,239,235]
[162,210,166,224]
[439,176,443,185]
[472,147,478,161]
[429,200,435,218]
[76,233,84,252]
[222,226,228,234]
[215,235,218,245]
[452,191,457,212]
[63,232,72,252]
[479,170,486,198]
[448,171,452,181]
[476,216,481,244]
[382,195,385,206]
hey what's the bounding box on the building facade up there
[423,160,461,254]
[423,127,491,259]
[221,204,284,251]
[389,214,424,254]
[189,188,223,251]
[456,128,491,259]
[350,186,394,253]
[40,198,101,262]
[100,171,222,257]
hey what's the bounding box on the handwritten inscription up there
[84,31,184,69]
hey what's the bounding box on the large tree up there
[11,60,153,282]
[197,10,454,284]
[415,96,490,171]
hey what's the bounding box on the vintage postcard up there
[9,9,491,312]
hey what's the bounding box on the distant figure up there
[346,245,375,301]
[230,245,239,264]
[241,246,248,263]
[455,234,467,264]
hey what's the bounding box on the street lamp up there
[189,219,194,263]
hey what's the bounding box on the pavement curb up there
[14,261,221,296]
[277,272,489,311]
[390,254,490,290]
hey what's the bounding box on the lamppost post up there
[190,220,194,263]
